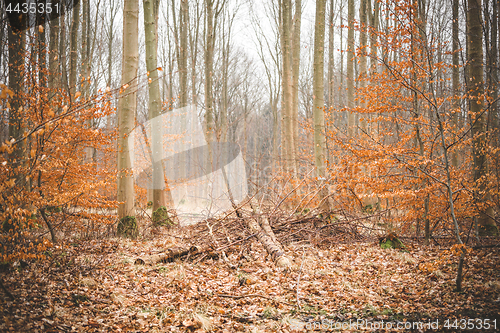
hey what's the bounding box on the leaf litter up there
[0,224,499,332]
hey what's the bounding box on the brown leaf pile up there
[1,228,499,332]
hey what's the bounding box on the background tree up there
[312,0,330,210]
[117,0,139,234]
[468,0,497,234]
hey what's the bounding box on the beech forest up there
[0,0,499,331]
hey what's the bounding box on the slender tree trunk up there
[369,0,380,73]
[328,0,334,107]
[291,0,301,162]
[179,0,189,107]
[37,12,47,88]
[468,0,497,234]
[69,1,80,97]
[220,12,232,142]
[49,11,60,90]
[190,1,201,105]
[340,12,344,109]
[204,0,215,142]
[117,0,139,220]
[144,0,171,219]
[490,0,498,147]
[107,3,116,89]
[59,5,68,93]
[313,0,330,211]
[281,0,296,175]
[451,0,459,167]
[358,0,368,132]
[8,25,26,181]
[347,0,355,136]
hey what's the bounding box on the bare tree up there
[117,0,139,230]
[468,0,497,234]
[312,0,331,210]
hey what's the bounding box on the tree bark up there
[369,0,380,73]
[468,0,496,234]
[248,199,291,267]
[451,0,459,167]
[48,9,60,90]
[59,5,68,93]
[69,0,80,98]
[179,0,189,107]
[8,24,26,182]
[204,0,215,143]
[291,0,301,161]
[144,0,173,218]
[117,0,139,220]
[281,0,296,175]
[358,0,368,131]
[312,0,331,211]
[327,0,334,107]
[490,0,498,147]
[347,0,355,136]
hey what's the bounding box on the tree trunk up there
[48,10,60,90]
[69,1,80,98]
[347,0,355,136]
[179,0,189,107]
[291,0,301,162]
[490,0,498,147]
[312,0,331,211]
[144,0,173,221]
[451,0,459,167]
[468,0,497,234]
[59,5,68,93]
[358,0,368,131]
[117,0,139,221]
[327,0,334,107]
[8,25,26,183]
[204,0,215,143]
[369,0,380,73]
[248,199,291,267]
[190,1,201,105]
[281,0,296,175]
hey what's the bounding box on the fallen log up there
[221,166,292,267]
[248,198,292,268]
[134,245,202,265]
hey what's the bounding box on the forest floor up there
[1,223,500,332]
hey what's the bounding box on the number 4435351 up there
[444,319,497,330]
[5,2,60,15]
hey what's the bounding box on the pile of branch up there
[134,196,378,266]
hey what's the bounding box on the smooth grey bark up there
[312,0,331,211]
[291,0,301,161]
[204,0,215,142]
[144,0,170,215]
[347,0,355,136]
[281,0,296,174]
[117,0,139,219]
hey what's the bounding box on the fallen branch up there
[247,198,292,267]
[134,246,202,265]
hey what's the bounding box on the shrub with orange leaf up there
[322,0,497,241]
[0,76,118,262]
